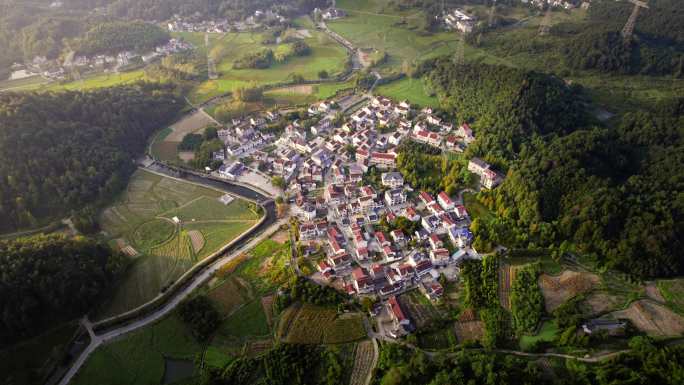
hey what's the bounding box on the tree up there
[272,176,286,189]
[318,69,329,79]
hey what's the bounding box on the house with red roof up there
[437,192,455,210]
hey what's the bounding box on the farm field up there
[278,303,367,344]
[71,316,201,385]
[539,270,600,313]
[97,169,260,319]
[329,0,460,73]
[349,341,374,385]
[187,19,349,104]
[376,77,439,107]
[454,308,485,343]
[151,110,217,163]
[264,80,354,106]
[611,300,684,338]
[399,290,443,329]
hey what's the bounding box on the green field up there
[657,279,684,316]
[76,236,294,385]
[188,20,349,104]
[376,76,439,107]
[329,0,460,73]
[519,321,559,351]
[263,80,354,106]
[463,193,494,221]
[97,169,260,319]
[71,316,201,385]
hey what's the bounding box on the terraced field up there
[97,169,260,319]
[279,303,366,344]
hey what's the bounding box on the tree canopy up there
[0,84,183,232]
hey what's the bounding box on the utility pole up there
[454,35,465,66]
[488,0,497,28]
[621,0,649,40]
[538,6,552,36]
[206,33,218,80]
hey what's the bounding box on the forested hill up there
[426,61,683,278]
[0,84,183,232]
[75,21,170,56]
[589,0,684,44]
[424,59,589,167]
[0,234,122,345]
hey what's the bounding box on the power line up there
[538,7,552,36]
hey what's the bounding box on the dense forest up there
[74,21,170,56]
[373,337,684,385]
[0,234,123,345]
[0,84,183,232]
[426,60,683,278]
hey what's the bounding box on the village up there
[201,91,505,339]
[10,38,193,82]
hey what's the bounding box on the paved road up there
[58,218,286,385]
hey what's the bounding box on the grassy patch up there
[329,0,459,73]
[376,76,439,107]
[463,193,493,221]
[657,279,684,316]
[219,300,270,338]
[519,321,559,351]
[72,316,201,385]
[0,75,50,91]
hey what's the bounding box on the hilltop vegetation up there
[75,21,170,56]
[426,60,683,278]
[0,84,183,232]
[0,234,122,345]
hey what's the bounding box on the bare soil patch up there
[188,230,205,253]
[167,111,215,141]
[612,299,684,337]
[645,283,666,303]
[261,295,275,326]
[273,84,313,95]
[540,270,600,312]
[178,151,195,162]
[454,310,484,343]
[246,340,273,357]
[270,231,289,244]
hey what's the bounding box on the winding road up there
[56,165,284,385]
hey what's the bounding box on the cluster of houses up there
[441,9,476,34]
[211,114,280,179]
[167,9,288,33]
[522,0,586,10]
[314,7,347,21]
[21,38,193,81]
[214,93,505,338]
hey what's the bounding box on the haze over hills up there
[0,1,683,385]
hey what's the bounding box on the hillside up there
[0,84,183,232]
